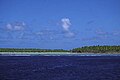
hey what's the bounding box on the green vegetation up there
[0,45,120,53]
[72,45,120,53]
[0,48,69,52]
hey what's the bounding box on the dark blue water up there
[0,56,120,80]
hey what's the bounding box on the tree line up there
[0,45,120,53]
[0,48,69,52]
[71,45,120,53]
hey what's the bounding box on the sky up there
[0,0,120,49]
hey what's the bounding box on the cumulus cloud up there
[4,22,26,39]
[6,22,25,31]
[61,18,71,31]
[61,18,75,37]
[6,23,13,30]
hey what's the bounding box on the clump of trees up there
[71,45,120,53]
[0,48,69,52]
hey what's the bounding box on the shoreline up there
[0,52,120,54]
[0,52,120,56]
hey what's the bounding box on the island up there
[0,45,120,53]
[71,45,120,53]
[0,48,69,52]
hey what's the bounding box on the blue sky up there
[0,0,120,49]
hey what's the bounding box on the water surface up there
[0,53,120,80]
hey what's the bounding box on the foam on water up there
[0,52,120,56]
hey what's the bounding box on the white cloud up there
[22,22,26,26]
[5,22,26,39]
[61,18,75,37]
[6,22,25,31]
[65,31,75,38]
[61,18,71,31]
[14,25,24,31]
[6,23,13,30]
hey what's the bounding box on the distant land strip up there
[0,45,120,53]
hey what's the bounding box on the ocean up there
[0,54,120,80]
